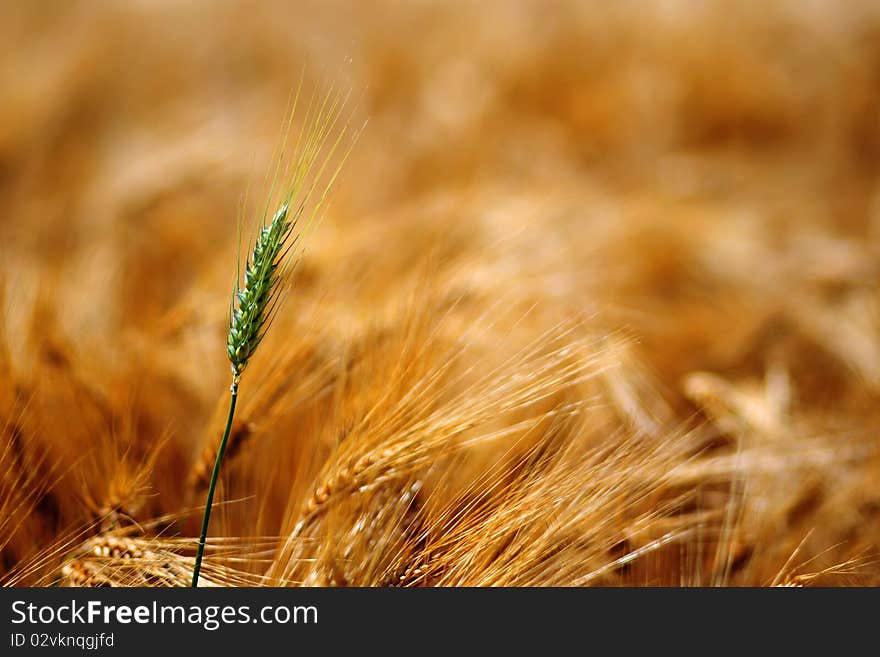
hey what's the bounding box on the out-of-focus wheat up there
[1,0,879,588]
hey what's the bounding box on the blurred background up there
[3,0,879,372]
[2,1,880,583]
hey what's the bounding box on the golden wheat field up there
[1,0,879,587]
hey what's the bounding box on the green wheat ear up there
[192,85,357,587]
[226,202,293,378]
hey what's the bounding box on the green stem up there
[191,377,239,587]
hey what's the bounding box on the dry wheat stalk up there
[60,533,276,587]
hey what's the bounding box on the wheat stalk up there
[191,86,355,586]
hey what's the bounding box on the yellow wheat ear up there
[192,84,358,587]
